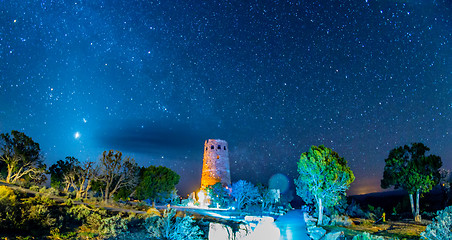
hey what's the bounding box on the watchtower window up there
[224,146,226,150]
[218,145,221,149]
[206,147,208,150]
[211,145,214,149]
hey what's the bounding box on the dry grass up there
[323,218,429,240]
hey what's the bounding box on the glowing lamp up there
[198,190,206,206]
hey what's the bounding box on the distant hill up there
[349,186,449,214]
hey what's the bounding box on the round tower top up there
[204,139,228,151]
[205,139,227,144]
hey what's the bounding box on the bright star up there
[74,132,80,139]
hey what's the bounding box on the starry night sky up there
[1,0,451,196]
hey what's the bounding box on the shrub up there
[135,201,150,211]
[68,204,107,230]
[68,204,131,237]
[421,211,436,220]
[65,198,73,207]
[30,185,40,192]
[21,195,58,230]
[346,200,365,218]
[49,228,77,240]
[145,208,203,240]
[352,232,384,240]
[0,186,17,204]
[27,204,56,228]
[0,186,20,229]
[329,197,348,216]
[147,207,161,216]
[420,206,452,240]
[391,202,402,217]
[98,214,129,237]
[23,194,56,206]
[365,205,384,221]
[45,187,60,196]
[330,215,353,226]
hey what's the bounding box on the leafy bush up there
[23,194,56,206]
[135,201,150,211]
[0,186,20,229]
[352,232,384,240]
[68,204,132,237]
[49,228,77,240]
[5,194,59,235]
[65,198,73,207]
[0,186,17,204]
[365,205,384,221]
[0,187,62,235]
[346,200,365,218]
[147,207,161,216]
[420,206,452,240]
[391,202,402,217]
[328,197,348,216]
[40,186,60,196]
[27,204,56,227]
[330,215,353,226]
[421,211,436,220]
[145,208,203,240]
[30,185,41,192]
[98,214,129,237]
[68,204,107,230]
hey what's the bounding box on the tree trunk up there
[415,189,421,222]
[6,167,13,183]
[409,193,415,219]
[317,198,324,225]
[104,182,110,202]
[84,184,91,199]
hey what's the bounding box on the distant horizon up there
[6,130,446,197]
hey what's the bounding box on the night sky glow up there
[1,0,451,196]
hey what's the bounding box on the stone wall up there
[201,139,231,188]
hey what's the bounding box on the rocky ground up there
[337,218,427,239]
[310,217,428,240]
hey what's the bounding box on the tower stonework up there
[201,139,231,188]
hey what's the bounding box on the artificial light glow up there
[198,190,206,207]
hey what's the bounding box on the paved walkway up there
[276,209,310,240]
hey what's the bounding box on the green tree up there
[231,180,260,211]
[381,143,442,222]
[98,150,138,202]
[257,184,279,212]
[0,130,45,184]
[69,160,98,199]
[135,165,180,203]
[48,156,79,191]
[49,157,97,198]
[295,145,355,225]
[206,182,231,208]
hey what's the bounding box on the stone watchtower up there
[201,139,231,188]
